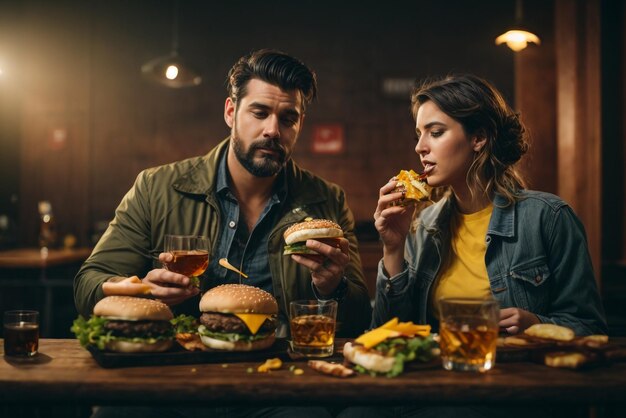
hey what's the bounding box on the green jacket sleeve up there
[73,170,154,317]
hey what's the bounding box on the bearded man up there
[74,49,371,339]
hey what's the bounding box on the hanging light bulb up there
[495,0,541,52]
[165,65,179,80]
[141,1,202,88]
[496,30,541,52]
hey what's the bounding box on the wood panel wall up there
[5,0,624,281]
[8,0,518,248]
[555,0,603,280]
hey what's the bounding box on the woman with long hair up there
[372,74,606,336]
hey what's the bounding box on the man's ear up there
[224,97,235,128]
[472,135,487,152]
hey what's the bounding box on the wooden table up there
[0,247,92,269]
[1,339,626,408]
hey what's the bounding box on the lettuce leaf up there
[354,334,438,378]
[198,325,271,342]
[71,315,173,350]
[171,314,199,334]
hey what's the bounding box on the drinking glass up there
[289,300,337,357]
[163,235,209,285]
[438,298,499,372]
[3,310,40,357]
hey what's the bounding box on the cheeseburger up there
[198,284,278,351]
[390,169,432,206]
[343,318,437,377]
[71,296,174,353]
[283,218,343,263]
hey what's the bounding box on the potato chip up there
[544,352,587,369]
[524,324,575,342]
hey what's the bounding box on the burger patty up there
[104,320,172,338]
[200,313,275,335]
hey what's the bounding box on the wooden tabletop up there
[1,339,626,407]
[0,247,92,269]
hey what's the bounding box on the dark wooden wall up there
[1,0,516,248]
[1,0,624,285]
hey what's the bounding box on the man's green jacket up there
[74,138,372,337]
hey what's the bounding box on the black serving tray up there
[86,338,291,368]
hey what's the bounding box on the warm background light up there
[165,64,179,80]
[495,29,541,52]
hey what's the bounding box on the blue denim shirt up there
[372,190,608,336]
[204,152,286,295]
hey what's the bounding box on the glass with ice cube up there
[438,298,499,372]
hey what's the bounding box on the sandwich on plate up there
[343,318,438,377]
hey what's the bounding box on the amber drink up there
[3,310,39,357]
[290,300,337,357]
[167,250,209,277]
[164,235,210,285]
[438,298,499,372]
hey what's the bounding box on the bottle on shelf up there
[38,200,57,250]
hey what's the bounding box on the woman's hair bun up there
[493,112,529,165]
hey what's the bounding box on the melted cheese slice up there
[355,317,432,349]
[355,328,400,349]
[234,313,271,335]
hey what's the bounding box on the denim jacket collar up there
[487,194,515,238]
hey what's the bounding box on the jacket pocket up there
[507,263,551,312]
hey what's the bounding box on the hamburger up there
[390,169,432,206]
[283,218,343,263]
[343,318,437,377]
[71,296,174,353]
[198,284,278,351]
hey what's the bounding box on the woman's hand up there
[373,178,415,276]
[374,179,415,249]
[499,307,540,334]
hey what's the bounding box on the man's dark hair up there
[227,49,317,111]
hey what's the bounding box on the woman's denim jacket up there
[372,190,608,336]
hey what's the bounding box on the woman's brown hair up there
[411,74,529,206]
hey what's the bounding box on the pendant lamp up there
[141,1,201,88]
[495,0,541,52]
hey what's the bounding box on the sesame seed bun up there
[105,339,173,353]
[283,219,343,245]
[94,296,174,321]
[199,284,278,315]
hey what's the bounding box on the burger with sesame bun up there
[283,218,343,263]
[198,284,279,351]
[71,296,175,353]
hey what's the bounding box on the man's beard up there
[231,124,288,177]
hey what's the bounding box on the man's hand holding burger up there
[283,219,350,297]
[292,237,350,296]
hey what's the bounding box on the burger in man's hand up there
[198,284,278,351]
[283,218,343,263]
[71,296,174,353]
[389,169,432,206]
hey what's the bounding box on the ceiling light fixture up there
[495,0,541,52]
[141,0,201,88]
